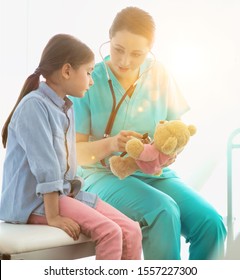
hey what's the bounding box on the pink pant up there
[28,196,142,260]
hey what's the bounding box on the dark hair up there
[109,7,155,46]
[2,34,94,148]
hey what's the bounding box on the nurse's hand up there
[111,130,143,152]
[162,146,184,167]
[162,153,177,167]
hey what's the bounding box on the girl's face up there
[109,30,151,80]
[67,61,95,98]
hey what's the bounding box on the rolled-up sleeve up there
[36,180,63,196]
[15,98,64,196]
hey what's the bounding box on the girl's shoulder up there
[14,90,48,119]
[18,90,46,108]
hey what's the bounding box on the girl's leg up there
[95,198,142,260]
[149,177,227,259]
[28,196,123,260]
[84,174,181,260]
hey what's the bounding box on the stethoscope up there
[99,41,155,166]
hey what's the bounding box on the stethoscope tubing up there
[99,41,156,137]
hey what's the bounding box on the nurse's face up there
[109,30,151,79]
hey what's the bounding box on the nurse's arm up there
[76,131,143,165]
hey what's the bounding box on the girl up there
[0,34,142,260]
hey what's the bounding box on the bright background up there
[1,0,240,238]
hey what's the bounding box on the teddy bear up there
[109,120,196,180]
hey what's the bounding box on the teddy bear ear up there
[161,137,178,155]
[159,120,166,124]
[188,125,197,136]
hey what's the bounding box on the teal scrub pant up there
[83,173,227,260]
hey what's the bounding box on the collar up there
[39,81,73,113]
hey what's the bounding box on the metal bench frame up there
[227,128,240,248]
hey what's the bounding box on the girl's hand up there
[47,215,81,241]
[111,130,143,152]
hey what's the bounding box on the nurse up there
[70,6,227,259]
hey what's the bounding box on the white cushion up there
[0,222,92,254]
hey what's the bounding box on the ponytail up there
[1,71,40,148]
[2,33,94,148]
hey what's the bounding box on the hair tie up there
[34,67,41,76]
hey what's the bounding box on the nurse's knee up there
[159,200,181,223]
[204,212,227,238]
[140,198,180,227]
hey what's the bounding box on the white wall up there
[1,0,240,218]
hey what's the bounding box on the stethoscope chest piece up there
[120,132,152,158]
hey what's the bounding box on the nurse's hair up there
[2,33,94,148]
[109,6,155,46]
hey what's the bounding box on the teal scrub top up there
[70,57,190,181]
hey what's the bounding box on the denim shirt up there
[0,82,97,223]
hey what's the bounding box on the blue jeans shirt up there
[0,82,97,223]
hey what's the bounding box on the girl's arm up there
[43,192,80,240]
[76,131,143,165]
